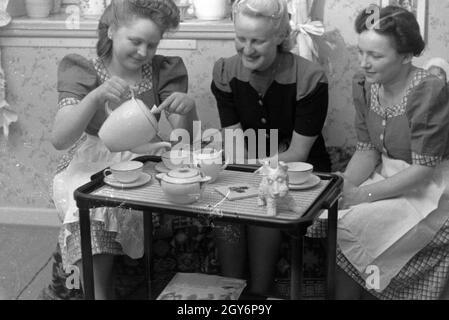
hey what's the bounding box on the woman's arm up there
[157,91,197,143]
[51,92,101,150]
[154,57,195,133]
[158,92,196,116]
[342,164,434,208]
[363,164,434,201]
[221,127,317,164]
[343,149,380,186]
[221,123,248,164]
[277,131,317,163]
[52,76,129,150]
[282,61,329,164]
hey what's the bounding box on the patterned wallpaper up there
[1,0,449,209]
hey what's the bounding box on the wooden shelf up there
[0,13,235,40]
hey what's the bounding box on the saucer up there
[289,174,321,190]
[155,162,170,173]
[104,173,152,188]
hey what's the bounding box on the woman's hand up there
[339,178,370,210]
[130,141,172,155]
[92,76,130,108]
[158,92,196,115]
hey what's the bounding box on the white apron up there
[326,155,449,291]
[53,134,168,261]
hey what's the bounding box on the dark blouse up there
[353,69,449,167]
[211,52,331,172]
[57,53,188,136]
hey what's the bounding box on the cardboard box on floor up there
[157,273,247,300]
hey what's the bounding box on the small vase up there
[79,0,106,19]
[25,0,54,19]
[193,0,230,20]
[51,0,62,14]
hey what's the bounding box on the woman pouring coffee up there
[51,0,197,299]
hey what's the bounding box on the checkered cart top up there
[93,162,331,224]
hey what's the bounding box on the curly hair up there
[232,0,293,52]
[97,0,180,59]
[355,5,425,57]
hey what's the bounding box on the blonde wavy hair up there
[232,0,294,52]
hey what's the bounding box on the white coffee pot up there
[98,96,168,153]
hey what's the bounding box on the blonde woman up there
[211,0,330,296]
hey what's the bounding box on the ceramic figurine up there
[257,160,303,217]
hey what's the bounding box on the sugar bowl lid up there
[161,167,207,184]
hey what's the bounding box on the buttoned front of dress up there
[211,52,332,171]
[355,68,449,167]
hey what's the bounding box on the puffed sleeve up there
[154,56,188,103]
[57,54,98,108]
[406,75,449,166]
[294,58,328,137]
[352,73,376,152]
[211,57,239,128]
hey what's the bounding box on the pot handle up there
[104,101,113,116]
[103,168,112,178]
[155,173,164,185]
[200,176,212,184]
[221,156,230,170]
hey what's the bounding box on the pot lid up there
[162,167,203,184]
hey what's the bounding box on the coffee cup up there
[161,149,192,170]
[286,162,313,185]
[193,148,228,183]
[103,161,143,184]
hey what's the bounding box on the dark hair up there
[355,5,425,56]
[97,0,180,59]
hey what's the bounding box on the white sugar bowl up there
[155,167,211,204]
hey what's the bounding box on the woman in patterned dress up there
[51,0,197,299]
[309,5,449,299]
